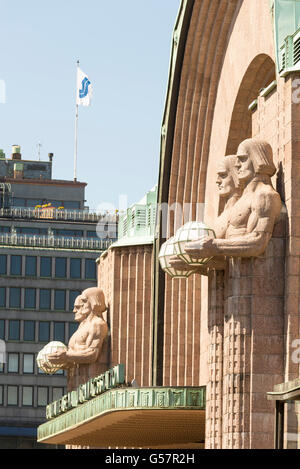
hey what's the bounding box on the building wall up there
[0,246,99,430]
[10,182,86,207]
[98,245,153,386]
[154,0,299,449]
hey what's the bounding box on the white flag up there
[76,67,92,106]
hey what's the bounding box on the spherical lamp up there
[173,221,216,266]
[37,341,67,375]
[158,236,197,278]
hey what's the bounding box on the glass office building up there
[0,147,117,448]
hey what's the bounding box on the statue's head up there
[216,155,240,198]
[73,287,106,322]
[236,138,276,183]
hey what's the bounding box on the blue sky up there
[0,0,181,210]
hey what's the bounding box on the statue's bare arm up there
[66,327,102,364]
[48,322,107,366]
[186,190,282,258]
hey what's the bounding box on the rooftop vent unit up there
[12,145,21,160]
[279,28,300,75]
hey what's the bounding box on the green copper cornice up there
[38,386,206,445]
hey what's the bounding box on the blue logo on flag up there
[79,77,91,99]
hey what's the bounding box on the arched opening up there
[225,54,276,155]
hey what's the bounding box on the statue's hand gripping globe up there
[173,221,216,266]
[37,341,68,375]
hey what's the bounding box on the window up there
[55,258,67,278]
[39,322,50,343]
[13,197,26,207]
[40,289,51,310]
[87,231,98,239]
[9,287,21,308]
[22,386,33,406]
[48,200,61,208]
[8,320,20,341]
[70,258,81,279]
[20,227,39,235]
[8,353,19,373]
[52,387,64,402]
[54,290,66,311]
[23,354,34,374]
[85,259,96,280]
[40,257,52,278]
[0,255,7,275]
[54,229,83,238]
[25,256,37,277]
[0,320,4,340]
[24,321,35,342]
[24,288,36,309]
[63,201,80,210]
[10,255,22,276]
[54,322,65,343]
[27,199,42,207]
[68,322,78,340]
[69,290,81,311]
[0,385,3,405]
[7,386,18,406]
[0,287,6,308]
[38,387,48,407]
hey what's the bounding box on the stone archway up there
[226,54,276,155]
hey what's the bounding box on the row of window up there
[0,255,97,280]
[0,227,108,240]
[0,288,81,311]
[0,384,65,407]
[0,352,65,375]
[0,320,78,343]
[13,198,81,209]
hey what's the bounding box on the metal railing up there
[0,207,118,223]
[0,233,112,251]
[279,26,300,74]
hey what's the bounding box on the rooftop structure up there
[114,185,157,247]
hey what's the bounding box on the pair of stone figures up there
[170,137,282,272]
[47,138,282,369]
[45,287,109,371]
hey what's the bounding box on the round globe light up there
[37,341,67,375]
[173,221,216,266]
[158,236,197,278]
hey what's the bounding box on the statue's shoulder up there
[92,315,108,333]
[254,182,280,200]
[252,183,282,217]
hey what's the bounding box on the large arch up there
[153,0,277,389]
[225,54,276,155]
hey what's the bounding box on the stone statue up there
[47,287,108,369]
[170,154,241,272]
[185,139,282,259]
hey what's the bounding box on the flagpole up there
[74,60,80,182]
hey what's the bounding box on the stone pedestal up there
[206,270,224,449]
[206,227,285,449]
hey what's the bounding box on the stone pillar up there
[221,226,285,449]
[206,270,224,449]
